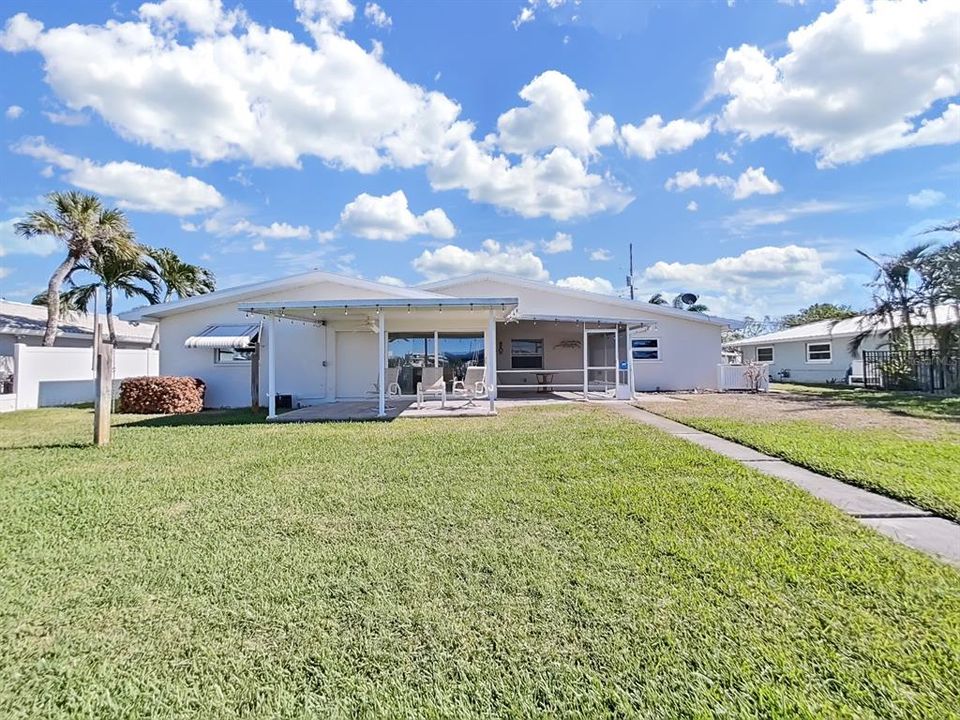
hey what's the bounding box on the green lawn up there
[1,406,959,718]
[773,382,960,420]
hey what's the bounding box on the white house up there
[726,304,959,385]
[120,271,726,417]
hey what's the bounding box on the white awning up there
[184,323,260,349]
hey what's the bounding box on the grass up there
[1,405,959,718]
[773,382,960,420]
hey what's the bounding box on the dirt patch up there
[634,391,960,441]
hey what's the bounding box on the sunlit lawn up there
[1,405,958,718]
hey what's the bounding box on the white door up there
[336,331,379,398]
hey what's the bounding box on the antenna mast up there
[627,243,635,300]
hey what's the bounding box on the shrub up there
[119,376,205,414]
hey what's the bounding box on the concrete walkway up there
[610,404,960,567]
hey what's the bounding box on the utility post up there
[93,337,114,446]
[627,243,635,300]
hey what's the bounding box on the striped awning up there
[184,323,260,349]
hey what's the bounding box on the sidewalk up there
[609,404,960,567]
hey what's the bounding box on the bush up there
[119,376,205,414]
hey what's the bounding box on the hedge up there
[118,376,206,414]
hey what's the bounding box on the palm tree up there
[14,192,136,345]
[855,244,932,352]
[672,293,709,313]
[647,293,668,305]
[146,248,216,347]
[58,245,161,344]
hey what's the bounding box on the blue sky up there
[0,0,957,318]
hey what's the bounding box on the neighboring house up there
[0,299,155,355]
[120,270,727,415]
[726,304,959,385]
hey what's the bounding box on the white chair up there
[416,366,446,409]
[452,366,490,407]
[369,366,402,397]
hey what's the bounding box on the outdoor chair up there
[369,366,402,397]
[451,366,490,407]
[416,366,446,409]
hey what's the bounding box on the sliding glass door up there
[387,332,484,394]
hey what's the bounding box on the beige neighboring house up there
[120,270,727,417]
[0,299,155,356]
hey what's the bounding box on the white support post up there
[267,314,277,419]
[614,324,620,396]
[487,309,497,413]
[627,327,635,396]
[378,311,386,417]
[433,330,439,369]
[582,322,588,400]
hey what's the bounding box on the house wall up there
[441,279,723,391]
[0,332,91,356]
[741,335,884,384]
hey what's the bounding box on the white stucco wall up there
[740,335,883,384]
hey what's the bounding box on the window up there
[511,339,543,369]
[631,337,660,361]
[756,346,774,363]
[214,348,253,364]
[806,342,832,362]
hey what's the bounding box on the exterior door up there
[585,329,618,398]
[335,331,379,398]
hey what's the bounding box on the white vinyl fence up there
[6,343,158,411]
[717,363,770,392]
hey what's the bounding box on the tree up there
[58,245,160,344]
[146,248,216,347]
[14,192,136,346]
[781,303,857,328]
[648,292,709,312]
[647,293,667,305]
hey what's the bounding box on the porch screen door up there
[585,329,618,398]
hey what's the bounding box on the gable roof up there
[419,272,729,326]
[1,299,155,345]
[120,270,449,321]
[727,304,960,347]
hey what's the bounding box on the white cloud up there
[496,71,616,158]
[5,105,22,119]
[198,212,312,240]
[412,239,548,281]
[711,0,960,167]
[513,5,535,29]
[376,274,406,286]
[589,248,612,261]
[637,244,845,317]
[619,114,711,160]
[556,276,614,294]
[0,216,59,256]
[907,188,946,209]
[540,231,572,254]
[12,136,225,216]
[686,200,698,212]
[665,166,782,200]
[363,2,391,28]
[43,110,88,126]
[338,190,455,241]
[0,12,43,51]
[716,150,733,164]
[722,199,852,232]
[0,266,9,279]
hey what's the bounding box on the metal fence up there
[862,349,960,393]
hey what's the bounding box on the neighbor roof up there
[727,304,960,347]
[419,272,729,326]
[0,299,155,345]
[120,270,447,321]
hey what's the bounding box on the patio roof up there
[238,297,519,322]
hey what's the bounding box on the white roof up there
[419,272,729,326]
[0,299,155,345]
[728,304,960,347]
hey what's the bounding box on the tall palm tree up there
[672,293,709,313]
[855,244,932,353]
[59,245,161,344]
[14,192,136,345]
[647,293,668,305]
[146,248,216,347]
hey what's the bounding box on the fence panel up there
[717,363,770,392]
[862,349,960,393]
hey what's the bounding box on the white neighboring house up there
[726,304,960,385]
[120,270,726,416]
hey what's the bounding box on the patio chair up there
[416,366,446,409]
[369,366,402,397]
[451,366,490,407]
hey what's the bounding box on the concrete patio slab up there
[609,404,960,567]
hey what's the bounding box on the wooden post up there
[93,339,114,446]
[251,341,260,412]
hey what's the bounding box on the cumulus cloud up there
[412,239,549,281]
[540,231,572,254]
[376,274,406,286]
[710,0,960,167]
[363,2,391,28]
[637,244,845,317]
[496,71,616,158]
[43,110,88,126]
[589,248,612,261]
[716,150,733,164]
[664,166,782,200]
[907,189,946,209]
[12,136,224,216]
[189,212,313,240]
[5,105,22,119]
[556,275,614,294]
[686,200,698,212]
[619,115,711,160]
[338,190,456,241]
